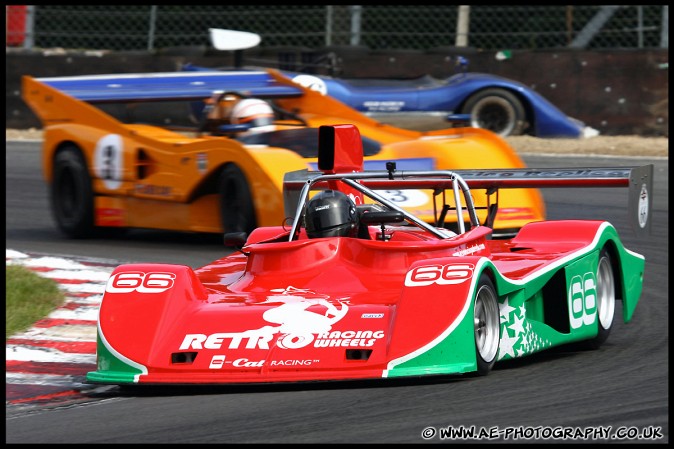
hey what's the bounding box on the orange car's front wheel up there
[218,163,257,235]
[51,145,94,239]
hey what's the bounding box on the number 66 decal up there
[106,271,176,293]
[568,272,597,329]
[404,263,474,287]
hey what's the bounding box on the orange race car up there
[21,69,545,240]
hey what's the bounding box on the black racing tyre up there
[51,146,95,238]
[473,273,501,375]
[462,88,527,137]
[218,163,257,235]
[583,248,616,350]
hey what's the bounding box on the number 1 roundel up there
[94,134,124,189]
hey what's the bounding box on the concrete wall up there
[7,48,668,136]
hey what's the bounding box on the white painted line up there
[6,249,29,259]
[64,293,104,305]
[6,372,89,388]
[59,283,108,294]
[49,307,100,321]
[34,269,112,282]
[6,345,97,364]
[10,256,104,270]
[9,325,97,342]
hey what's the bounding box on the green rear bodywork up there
[385,224,644,377]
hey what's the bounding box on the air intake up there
[171,352,198,364]
[345,349,373,361]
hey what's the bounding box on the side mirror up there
[360,211,405,225]
[360,211,405,242]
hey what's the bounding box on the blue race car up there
[193,28,599,139]
[286,68,599,139]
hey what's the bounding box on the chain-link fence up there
[6,5,669,52]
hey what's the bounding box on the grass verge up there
[6,264,65,339]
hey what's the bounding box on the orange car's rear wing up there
[23,71,303,103]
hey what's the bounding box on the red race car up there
[87,124,652,385]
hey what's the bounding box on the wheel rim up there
[596,255,616,330]
[474,285,500,363]
[470,97,516,136]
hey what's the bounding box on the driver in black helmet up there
[304,190,358,238]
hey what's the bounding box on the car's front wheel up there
[583,248,616,349]
[218,163,257,236]
[473,273,501,375]
[462,88,527,137]
[51,146,95,238]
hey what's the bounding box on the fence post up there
[24,5,34,49]
[326,5,332,46]
[350,5,362,46]
[456,5,470,47]
[660,5,668,48]
[148,5,157,51]
[569,5,620,48]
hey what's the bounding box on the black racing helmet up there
[304,190,357,238]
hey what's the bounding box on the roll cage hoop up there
[288,170,481,242]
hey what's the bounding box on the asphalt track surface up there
[5,141,669,443]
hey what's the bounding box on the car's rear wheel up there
[219,163,256,235]
[474,273,500,375]
[462,88,526,137]
[51,146,95,238]
[584,248,616,349]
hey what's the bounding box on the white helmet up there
[230,98,274,128]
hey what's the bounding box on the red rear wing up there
[317,124,365,205]
[283,125,653,237]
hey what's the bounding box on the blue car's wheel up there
[462,88,526,137]
[473,273,500,375]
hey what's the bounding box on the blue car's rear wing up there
[34,70,303,103]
